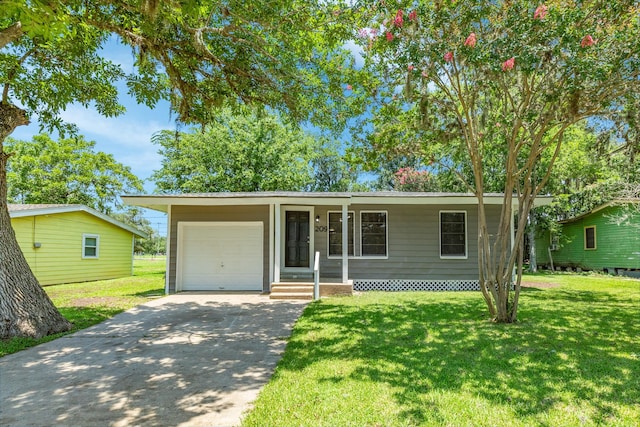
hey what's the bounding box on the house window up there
[361,211,387,257]
[82,234,100,259]
[584,226,596,250]
[440,211,467,258]
[328,211,354,257]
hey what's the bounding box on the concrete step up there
[269,282,353,300]
[270,286,314,293]
[270,282,314,300]
[269,293,313,300]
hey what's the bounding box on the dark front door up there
[285,211,310,268]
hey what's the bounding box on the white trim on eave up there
[122,192,551,212]
[8,204,148,238]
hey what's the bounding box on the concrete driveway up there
[0,293,308,427]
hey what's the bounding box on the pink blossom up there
[408,10,417,22]
[386,31,394,41]
[502,56,515,71]
[394,9,404,27]
[533,4,548,20]
[346,84,352,90]
[581,34,596,48]
[444,51,454,62]
[464,33,477,48]
[408,64,414,71]
[421,70,428,78]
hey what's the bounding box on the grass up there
[242,272,640,427]
[0,257,165,357]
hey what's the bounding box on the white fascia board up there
[9,204,148,238]
[121,195,352,209]
[122,193,554,210]
[351,194,525,206]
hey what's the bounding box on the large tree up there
[6,134,142,213]
[357,1,639,322]
[152,108,363,193]
[1,1,363,338]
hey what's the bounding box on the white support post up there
[165,205,172,295]
[313,251,320,300]
[274,203,281,283]
[342,203,348,283]
[269,203,274,286]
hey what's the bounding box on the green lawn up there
[242,272,640,427]
[0,257,165,357]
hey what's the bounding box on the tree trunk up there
[0,102,73,339]
[527,214,537,273]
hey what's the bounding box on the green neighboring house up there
[8,204,148,285]
[535,200,640,276]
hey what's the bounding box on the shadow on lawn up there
[280,290,640,425]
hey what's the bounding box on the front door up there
[285,211,310,267]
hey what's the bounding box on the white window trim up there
[584,225,597,250]
[82,234,100,259]
[360,210,389,259]
[439,210,468,259]
[327,211,355,259]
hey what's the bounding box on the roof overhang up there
[122,191,554,213]
[559,198,640,224]
[8,204,149,238]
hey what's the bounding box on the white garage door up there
[177,222,263,291]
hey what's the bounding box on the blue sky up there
[11,37,171,235]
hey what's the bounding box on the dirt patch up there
[70,296,127,307]
[521,281,561,289]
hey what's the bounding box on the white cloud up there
[58,104,172,179]
[343,39,365,69]
[60,104,168,147]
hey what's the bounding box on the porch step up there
[269,293,314,300]
[269,282,353,300]
[270,283,314,300]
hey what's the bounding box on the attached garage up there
[177,222,263,291]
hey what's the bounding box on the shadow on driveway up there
[0,293,308,427]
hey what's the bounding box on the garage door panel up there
[178,222,263,291]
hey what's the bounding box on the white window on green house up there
[328,211,354,257]
[361,211,388,257]
[440,211,467,258]
[584,226,596,250]
[82,234,100,259]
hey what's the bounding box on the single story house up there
[535,200,640,276]
[8,204,148,285]
[123,192,550,296]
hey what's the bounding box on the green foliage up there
[151,108,361,193]
[353,0,640,321]
[243,275,640,426]
[309,137,369,192]
[2,1,367,134]
[1,1,126,135]
[110,207,165,254]
[5,134,143,213]
[356,0,639,191]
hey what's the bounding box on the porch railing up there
[313,251,320,300]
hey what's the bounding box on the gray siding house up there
[123,192,534,294]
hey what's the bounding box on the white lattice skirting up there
[353,279,480,292]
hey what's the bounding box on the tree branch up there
[0,22,22,49]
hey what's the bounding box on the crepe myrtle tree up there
[358,1,639,322]
[0,0,366,339]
